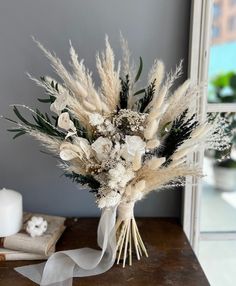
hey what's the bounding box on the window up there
[212,25,220,38]
[229,0,236,6]
[188,1,236,285]
[228,16,236,31]
[213,3,221,19]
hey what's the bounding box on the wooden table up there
[0,218,209,286]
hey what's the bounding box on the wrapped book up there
[0,213,66,261]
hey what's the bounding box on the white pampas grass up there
[96,36,121,111]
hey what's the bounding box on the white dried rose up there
[91,137,112,161]
[121,135,146,161]
[58,112,76,131]
[89,113,104,126]
[26,216,48,238]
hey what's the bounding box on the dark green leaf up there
[13,130,26,139]
[38,98,52,103]
[133,88,145,96]
[134,57,143,83]
[13,106,34,127]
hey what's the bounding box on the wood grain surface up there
[0,218,209,286]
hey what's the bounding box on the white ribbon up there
[15,205,117,286]
[117,201,134,220]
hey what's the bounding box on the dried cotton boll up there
[26,216,48,238]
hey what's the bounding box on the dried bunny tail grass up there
[145,85,168,124]
[63,95,93,131]
[96,35,121,111]
[32,37,88,99]
[144,62,166,113]
[148,59,165,90]
[144,102,168,140]
[69,41,105,113]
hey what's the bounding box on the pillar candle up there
[0,188,23,237]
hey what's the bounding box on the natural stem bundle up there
[115,202,148,267]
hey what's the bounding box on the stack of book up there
[0,213,66,261]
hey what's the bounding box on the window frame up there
[185,0,236,253]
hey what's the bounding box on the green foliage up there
[155,109,198,163]
[134,57,143,83]
[210,72,236,103]
[119,75,129,109]
[6,105,64,139]
[138,79,156,113]
[65,172,100,192]
[37,77,57,104]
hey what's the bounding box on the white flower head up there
[89,113,104,126]
[121,135,146,161]
[58,112,76,131]
[91,137,112,161]
[108,163,134,189]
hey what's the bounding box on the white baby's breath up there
[89,113,105,126]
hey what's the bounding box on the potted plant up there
[205,72,236,191]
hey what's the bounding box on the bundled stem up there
[115,202,148,267]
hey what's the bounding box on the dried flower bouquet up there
[5,35,230,267]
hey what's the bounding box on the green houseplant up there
[205,72,236,191]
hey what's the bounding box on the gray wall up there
[0,0,190,217]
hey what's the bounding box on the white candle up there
[0,188,23,237]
